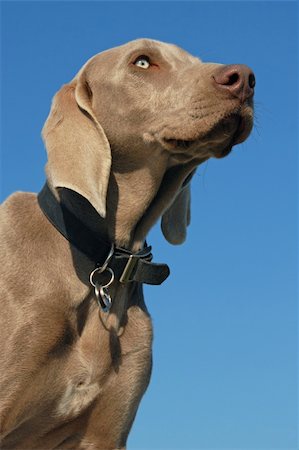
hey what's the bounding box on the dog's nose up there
[213,64,255,102]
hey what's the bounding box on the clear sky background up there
[1,1,298,449]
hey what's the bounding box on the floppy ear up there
[161,182,191,245]
[42,68,111,217]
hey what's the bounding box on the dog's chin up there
[213,114,253,158]
[161,112,253,160]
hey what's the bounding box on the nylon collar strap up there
[37,183,170,286]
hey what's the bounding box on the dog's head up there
[43,39,254,245]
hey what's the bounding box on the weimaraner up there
[0,39,255,449]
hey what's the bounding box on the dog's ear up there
[161,173,194,245]
[42,68,111,218]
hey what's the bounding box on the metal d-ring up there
[99,244,114,272]
[89,244,114,280]
[89,244,114,291]
[89,266,115,288]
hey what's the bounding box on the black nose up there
[213,64,255,102]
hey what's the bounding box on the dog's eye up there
[134,55,151,69]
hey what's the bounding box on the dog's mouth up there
[162,111,253,160]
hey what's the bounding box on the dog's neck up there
[56,153,204,252]
[106,161,168,249]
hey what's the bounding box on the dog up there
[0,39,255,449]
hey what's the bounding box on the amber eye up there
[134,55,151,69]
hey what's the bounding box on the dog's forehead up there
[121,38,199,61]
[94,38,200,66]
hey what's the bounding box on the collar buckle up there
[119,255,139,283]
[117,245,153,283]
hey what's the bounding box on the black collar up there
[37,183,170,288]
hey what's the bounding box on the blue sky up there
[1,1,298,449]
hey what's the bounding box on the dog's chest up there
[53,303,153,437]
[1,297,153,449]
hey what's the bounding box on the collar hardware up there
[37,183,170,312]
[90,259,115,313]
[90,266,114,312]
[96,285,112,312]
[119,255,139,284]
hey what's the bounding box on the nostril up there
[226,72,240,86]
[249,73,256,89]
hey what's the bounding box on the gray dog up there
[0,39,254,449]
